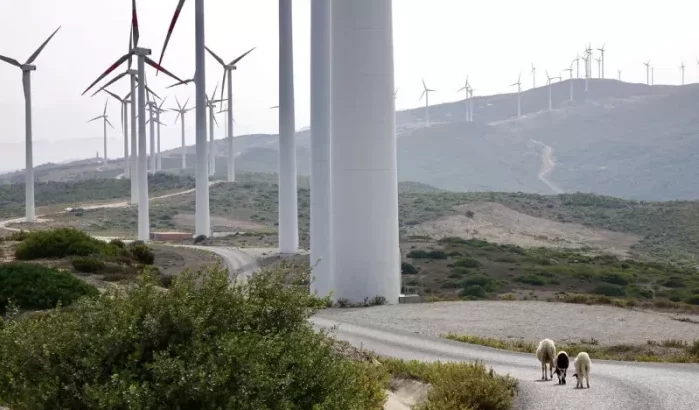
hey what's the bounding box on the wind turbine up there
[583,46,591,91]
[563,67,574,101]
[680,62,686,85]
[82,0,184,241]
[154,98,168,171]
[205,84,222,176]
[0,26,61,223]
[419,79,436,127]
[595,57,602,78]
[546,70,558,111]
[87,100,115,165]
[159,0,211,238]
[644,60,651,85]
[531,64,536,88]
[510,73,522,118]
[102,90,131,177]
[457,77,471,122]
[618,69,622,81]
[573,54,581,78]
[597,43,606,78]
[205,46,256,182]
[171,96,194,169]
[468,86,475,122]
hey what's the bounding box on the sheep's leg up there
[541,362,545,380]
[549,361,554,379]
[585,372,589,388]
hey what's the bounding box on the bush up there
[401,261,418,275]
[71,256,105,273]
[129,243,155,265]
[454,257,481,268]
[514,274,547,286]
[600,273,630,286]
[460,285,487,299]
[109,239,126,249]
[0,266,388,409]
[14,228,110,260]
[406,250,447,260]
[381,359,517,410]
[462,274,500,292]
[593,283,626,297]
[0,263,98,314]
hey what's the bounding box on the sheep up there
[553,351,570,384]
[536,338,556,380]
[572,352,591,389]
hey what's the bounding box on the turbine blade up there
[166,78,192,89]
[144,56,184,83]
[158,0,186,67]
[106,118,115,129]
[26,26,61,64]
[128,26,134,69]
[212,83,219,100]
[103,89,123,102]
[0,55,21,67]
[146,85,161,101]
[131,0,140,48]
[229,46,256,66]
[175,95,182,110]
[212,113,219,127]
[158,96,168,110]
[419,90,425,101]
[103,99,108,115]
[81,53,130,96]
[88,115,103,123]
[422,78,427,90]
[205,46,226,66]
[174,111,181,124]
[184,97,190,110]
[90,71,128,97]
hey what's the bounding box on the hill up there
[3,80,699,201]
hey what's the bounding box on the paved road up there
[311,316,699,410]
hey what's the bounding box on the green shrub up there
[0,266,388,409]
[406,250,447,260]
[401,262,418,275]
[462,274,500,292]
[593,283,626,297]
[381,359,517,410]
[14,228,110,260]
[129,243,155,265]
[71,256,105,273]
[600,273,630,286]
[454,257,481,268]
[460,285,487,299]
[0,263,98,313]
[515,275,547,286]
[109,239,126,249]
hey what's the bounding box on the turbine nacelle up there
[20,64,37,71]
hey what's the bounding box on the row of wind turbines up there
[416,43,699,126]
[2,0,398,304]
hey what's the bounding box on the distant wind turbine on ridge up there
[597,43,606,78]
[644,60,651,85]
[419,78,436,127]
[0,26,61,223]
[563,67,573,101]
[531,64,536,88]
[87,100,115,165]
[680,62,686,85]
[457,77,471,122]
[101,89,132,178]
[546,70,559,111]
[618,69,622,81]
[510,73,522,118]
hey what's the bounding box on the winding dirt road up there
[530,139,564,194]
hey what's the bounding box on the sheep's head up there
[572,373,579,379]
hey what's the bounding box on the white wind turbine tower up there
[644,60,651,85]
[680,62,685,85]
[205,85,221,176]
[531,64,536,88]
[419,79,436,127]
[102,90,131,177]
[160,0,212,238]
[618,69,622,81]
[310,0,332,297]
[0,26,61,223]
[205,46,256,183]
[595,57,602,78]
[87,100,115,165]
[545,70,559,111]
[457,77,471,122]
[468,85,475,123]
[597,43,606,78]
[278,0,299,253]
[563,67,574,101]
[573,54,581,78]
[510,73,522,118]
[583,47,591,92]
[83,0,184,241]
[155,98,167,171]
[171,97,194,169]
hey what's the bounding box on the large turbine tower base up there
[330,0,400,304]
[23,70,36,223]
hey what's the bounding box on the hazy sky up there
[0,0,697,171]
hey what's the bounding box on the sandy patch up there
[409,202,639,257]
[173,213,266,232]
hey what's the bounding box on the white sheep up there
[536,338,556,380]
[573,352,591,388]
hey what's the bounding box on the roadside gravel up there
[316,300,699,346]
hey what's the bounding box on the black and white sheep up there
[553,351,570,384]
[573,352,591,389]
[536,338,556,380]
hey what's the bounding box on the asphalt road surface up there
[311,316,699,410]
